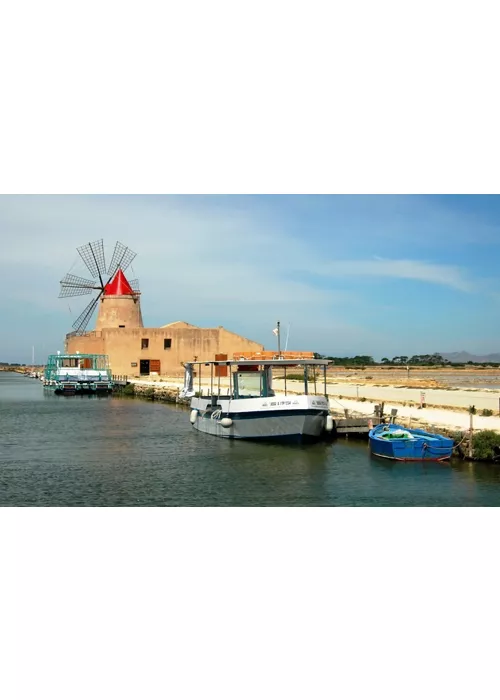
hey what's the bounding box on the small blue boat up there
[369,423,454,462]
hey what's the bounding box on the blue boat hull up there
[369,424,454,462]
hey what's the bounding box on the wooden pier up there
[332,403,387,436]
[333,416,382,435]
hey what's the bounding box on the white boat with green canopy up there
[180,358,333,443]
[44,353,113,394]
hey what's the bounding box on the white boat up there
[43,353,114,394]
[181,358,334,443]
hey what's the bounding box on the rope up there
[453,433,469,449]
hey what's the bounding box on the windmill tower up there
[59,240,143,334]
[96,267,143,330]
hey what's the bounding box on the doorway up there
[140,359,150,375]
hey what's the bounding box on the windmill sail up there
[107,241,136,278]
[77,239,107,282]
[72,296,101,335]
[59,274,99,298]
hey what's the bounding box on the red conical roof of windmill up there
[104,268,135,296]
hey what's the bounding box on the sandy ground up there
[322,381,500,411]
[131,376,500,434]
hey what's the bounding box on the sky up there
[0,194,499,364]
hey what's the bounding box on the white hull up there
[190,395,330,443]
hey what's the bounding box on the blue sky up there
[0,194,499,364]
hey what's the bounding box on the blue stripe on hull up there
[227,409,326,420]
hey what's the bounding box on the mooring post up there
[468,411,474,460]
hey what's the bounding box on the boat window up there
[61,358,79,368]
[234,370,271,398]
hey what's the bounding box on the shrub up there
[481,409,494,417]
[359,397,367,402]
[472,430,500,461]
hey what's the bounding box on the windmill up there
[59,240,140,335]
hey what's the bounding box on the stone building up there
[65,268,264,377]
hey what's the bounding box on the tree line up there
[313,353,500,367]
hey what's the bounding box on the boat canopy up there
[191,359,331,367]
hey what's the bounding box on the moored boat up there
[181,358,334,444]
[43,352,114,394]
[369,423,454,462]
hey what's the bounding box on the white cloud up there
[312,257,471,292]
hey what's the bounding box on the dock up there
[332,403,386,436]
[333,416,382,435]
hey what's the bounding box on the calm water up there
[1,372,500,506]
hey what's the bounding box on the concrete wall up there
[66,325,264,377]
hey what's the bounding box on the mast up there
[277,321,281,359]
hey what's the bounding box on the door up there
[140,360,150,375]
[150,359,161,374]
[215,353,228,377]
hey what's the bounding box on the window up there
[141,338,149,349]
[119,325,125,328]
[164,338,172,349]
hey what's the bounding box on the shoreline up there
[126,376,500,435]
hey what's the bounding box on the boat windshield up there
[234,370,273,398]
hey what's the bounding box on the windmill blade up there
[59,273,100,298]
[72,294,101,335]
[128,278,140,293]
[107,241,137,278]
[77,239,107,283]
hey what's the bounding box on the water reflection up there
[451,460,500,486]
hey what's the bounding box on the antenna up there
[284,323,291,352]
[59,240,139,335]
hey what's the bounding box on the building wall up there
[65,332,105,355]
[66,325,264,377]
[95,296,144,330]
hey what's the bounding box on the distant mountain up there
[441,351,500,364]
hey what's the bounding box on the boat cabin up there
[181,359,331,400]
[44,353,113,393]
